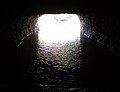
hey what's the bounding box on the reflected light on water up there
[37,14,81,44]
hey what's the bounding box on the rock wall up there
[84,14,120,55]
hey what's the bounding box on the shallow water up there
[22,33,85,91]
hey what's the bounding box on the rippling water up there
[22,33,88,91]
[12,14,89,91]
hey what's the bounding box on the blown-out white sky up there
[37,14,81,44]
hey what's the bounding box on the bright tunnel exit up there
[37,14,81,44]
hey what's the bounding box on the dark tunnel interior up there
[0,0,120,92]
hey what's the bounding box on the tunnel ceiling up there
[0,0,119,26]
[0,0,119,28]
[0,0,119,17]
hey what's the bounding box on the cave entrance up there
[37,14,82,45]
[35,14,82,69]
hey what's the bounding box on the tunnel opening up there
[37,14,82,44]
[34,14,83,70]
